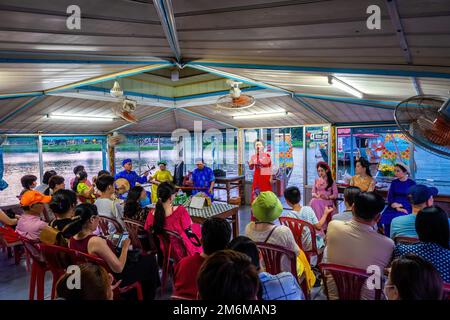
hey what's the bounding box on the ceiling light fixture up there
[232,111,288,120]
[47,114,115,122]
[328,76,364,99]
[110,80,123,98]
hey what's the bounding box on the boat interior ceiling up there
[0,0,449,134]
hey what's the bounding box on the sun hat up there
[252,191,283,223]
[20,190,52,207]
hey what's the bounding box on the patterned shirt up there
[393,242,450,283]
[259,272,305,300]
[191,166,215,199]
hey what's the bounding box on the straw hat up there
[114,178,130,194]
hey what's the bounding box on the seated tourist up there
[325,192,394,300]
[70,165,92,190]
[229,236,304,300]
[384,254,444,300]
[35,170,56,194]
[145,182,202,260]
[44,175,65,196]
[197,250,260,300]
[332,186,361,222]
[390,185,446,240]
[72,171,95,204]
[48,189,78,238]
[56,263,114,300]
[245,191,315,290]
[19,174,38,197]
[94,174,125,232]
[283,186,333,250]
[124,186,150,223]
[69,203,160,300]
[393,206,449,283]
[173,217,231,299]
[16,190,51,241]
[0,209,20,244]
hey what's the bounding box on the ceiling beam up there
[0,95,45,126]
[153,0,181,62]
[291,95,332,124]
[386,0,422,94]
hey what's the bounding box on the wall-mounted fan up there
[216,80,255,110]
[112,99,138,123]
[394,95,450,158]
[107,132,126,147]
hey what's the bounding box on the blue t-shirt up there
[394,242,450,283]
[259,272,305,300]
[391,214,450,241]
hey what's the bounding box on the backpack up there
[39,220,72,247]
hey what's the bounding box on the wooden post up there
[330,125,337,180]
[237,129,244,176]
[107,134,116,175]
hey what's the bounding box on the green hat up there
[158,160,167,166]
[252,191,283,223]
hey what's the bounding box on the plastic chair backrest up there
[18,236,45,265]
[255,242,297,277]
[123,218,156,252]
[40,243,78,278]
[279,217,319,262]
[319,263,382,300]
[98,215,123,236]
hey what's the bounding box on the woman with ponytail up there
[72,171,95,204]
[48,189,78,238]
[310,161,338,232]
[69,203,159,300]
[145,182,202,259]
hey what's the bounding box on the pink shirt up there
[16,213,47,241]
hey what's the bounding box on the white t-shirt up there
[282,206,321,251]
[245,222,299,273]
[94,198,125,234]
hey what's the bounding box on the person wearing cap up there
[189,158,215,200]
[379,162,416,237]
[114,158,149,189]
[16,190,51,241]
[390,184,447,240]
[149,160,173,204]
[245,191,316,291]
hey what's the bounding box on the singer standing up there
[249,139,273,202]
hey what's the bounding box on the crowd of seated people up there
[1,162,449,301]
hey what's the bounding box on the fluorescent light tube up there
[47,114,115,122]
[328,76,364,99]
[232,111,288,120]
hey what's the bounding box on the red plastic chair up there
[393,236,420,244]
[256,242,309,299]
[98,215,124,237]
[319,263,383,300]
[40,243,143,300]
[443,283,450,300]
[279,217,323,265]
[157,229,188,296]
[19,237,52,300]
[123,218,157,254]
[0,231,24,265]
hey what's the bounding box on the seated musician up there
[189,158,215,200]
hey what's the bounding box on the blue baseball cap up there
[408,184,438,205]
[122,158,132,166]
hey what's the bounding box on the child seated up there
[332,186,361,222]
[283,186,333,251]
